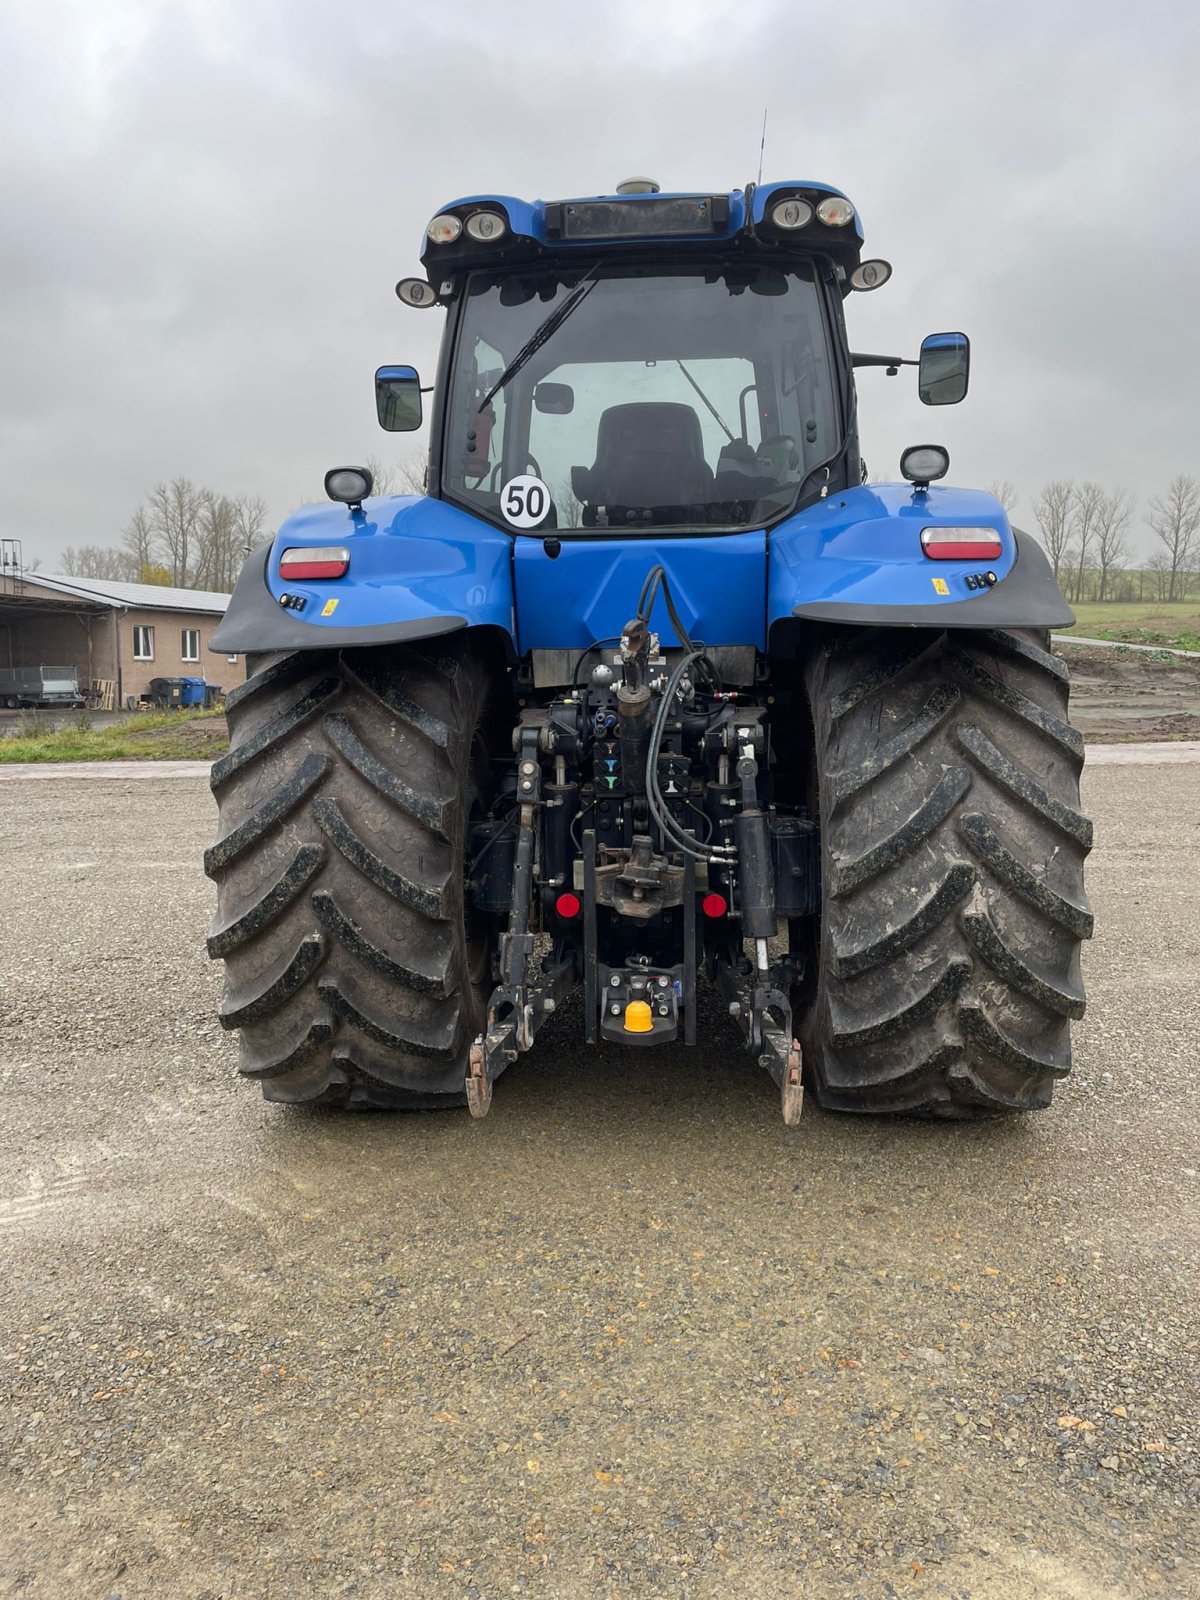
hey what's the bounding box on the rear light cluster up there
[278,546,350,581]
[920,527,1003,561]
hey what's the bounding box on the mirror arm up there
[850,353,918,370]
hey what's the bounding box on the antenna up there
[757,107,768,185]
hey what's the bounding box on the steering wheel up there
[487,453,544,492]
[756,435,801,477]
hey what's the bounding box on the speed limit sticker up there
[500,474,552,528]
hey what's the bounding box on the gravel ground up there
[0,764,1197,1600]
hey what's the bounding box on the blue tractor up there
[207,178,1092,1121]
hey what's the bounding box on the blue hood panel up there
[513,531,767,653]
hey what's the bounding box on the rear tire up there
[800,627,1093,1117]
[205,639,496,1108]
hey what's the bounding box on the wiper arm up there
[478,268,601,412]
[675,361,734,441]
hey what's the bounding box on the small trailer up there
[0,665,87,709]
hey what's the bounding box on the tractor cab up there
[378,180,967,538]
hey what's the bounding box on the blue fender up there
[210,495,516,655]
[768,483,1073,637]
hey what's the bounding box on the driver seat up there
[572,402,713,519]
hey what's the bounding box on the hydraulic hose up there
[646,648,735,864]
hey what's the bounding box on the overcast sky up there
[3,0,1198,568]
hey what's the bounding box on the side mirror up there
[534,381,574,415]
[375,365,423,432]
[918,333,970,406]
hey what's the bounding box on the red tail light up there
[702,893,728,919]
[920,527,1003,561]
[278,546,350,580]
[555,892,581,919]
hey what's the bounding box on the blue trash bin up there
[178,676,207,707]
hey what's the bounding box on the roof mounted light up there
[465,209,507,241]
[395,277,438,308]
[850,258,892,291]
[816,196,855,226]
[771,197,813,230]
[616,177,660,194]
[324,466,374,507]
[426,213,462,245]
[900,445,950,489]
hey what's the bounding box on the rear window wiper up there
[478,268,600,411]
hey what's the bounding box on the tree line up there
[61,478,267,593]
[1026,474,1199,604]
[57,460,429,590]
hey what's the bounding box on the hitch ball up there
[623,1000,654,1034]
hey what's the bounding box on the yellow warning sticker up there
[931,578,950,596]
[321,598,339,617]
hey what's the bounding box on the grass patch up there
[1062,602,1200,652]
[0,708,229,763]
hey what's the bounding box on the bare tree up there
[1070,481,1104,604]
[1093,489,1132,602]
[363,454,427,497]
[554,476,583,527]
[987,480,1019,515]
[1032,480,1074,581]
[148,477,205,586]
[190,491,239,593]
[398,454,427,494]
[233,494,268,561]
[361,455,400,496]
[1146,548,1173,603]
[1146,474,1200,604]
[60,544,134,580]
[122,504,157,575]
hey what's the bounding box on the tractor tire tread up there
[801,626,1092,1117]
[207,641,492,1108]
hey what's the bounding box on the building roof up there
[21,573,231,614]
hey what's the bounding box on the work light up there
[465,210,507,241]
[324,466,374,506]
[816,196,855,226]
[900,445,950,486]
[426,213,463,245]
[771,198,813,229]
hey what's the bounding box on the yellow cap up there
[623,1000,654,1034]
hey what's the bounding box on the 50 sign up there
[500,475,552,529]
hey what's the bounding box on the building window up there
[181,628,200,662]
[226,654,239,664]
[133,625,154,661]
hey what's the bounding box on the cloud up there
[1,0,1197,558]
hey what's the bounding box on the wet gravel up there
[0,763,1197,1599]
